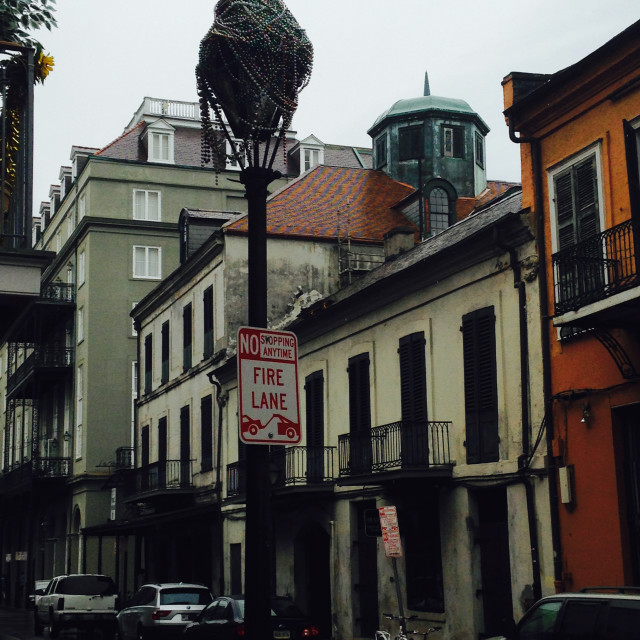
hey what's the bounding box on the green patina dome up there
[368,88,489,136]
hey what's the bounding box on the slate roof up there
[226,165,418,242]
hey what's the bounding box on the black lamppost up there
[197,2,312,638]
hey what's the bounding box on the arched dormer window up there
[425,179,457,236]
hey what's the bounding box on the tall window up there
[203,286,214,359]
[78,193,86,220]
[180,406,191,487]
[131,361,138,445]
[375,135,387,169]
[399,332,427,422]
[462,307,499,464]
[550,148,603,310]
[77,308,84,343]
[183,303,193,371]
[303,148,321,172]
[144,333,153,394]
[399,125,424,161]
[161,321,170,384]
[141,426,150,468]
[429,188,451,236]
[158,416,167,487]
[133,246,161,279]
[305,371,325,482]
[201,395,213,472]
[399,332,428,466]
[133,190,161,221]
[442,125,464,158]
[75,365,83,459]
[78,250,85,285]
[475,132,485,169]
[348,353,372,473]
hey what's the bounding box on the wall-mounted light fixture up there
[581,403,592,425]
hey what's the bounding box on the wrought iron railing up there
[134,459,193,494]
[338,420,452,477]
[553,219,640,314]
[7,345,73,392]
[33,457,71,477]
[270,446,336,487]
[226,446,337,497]
[116,447,134,469]
[40,282,75,303]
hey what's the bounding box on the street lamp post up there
[197,2,312,638]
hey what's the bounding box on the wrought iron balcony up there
[6,345,73,396]
[226,445,337,498]
[33,457,71,477]
[553,219,640,316]
[338,420,453,481]
[40,283,75,303]
[116,447,134,469]
[0,456,70,494]
[130,459,194,497]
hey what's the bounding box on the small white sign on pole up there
[237,327,301,445]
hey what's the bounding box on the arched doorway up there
[294,523,331,638]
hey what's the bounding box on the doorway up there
[476,487,513,638]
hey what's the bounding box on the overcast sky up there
[30,0,639,212]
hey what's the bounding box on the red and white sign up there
[378,506,403,558]
[237,327,301,445]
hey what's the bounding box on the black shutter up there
[399,332,428,423]
[453,126,464,158]
[462,307,498,464]
[161,321,170,383]
[183,303,192,371]
[141,426,149,468]
[144,334,152,393]
[180,406,190,486]
[200,395,213,471]
[305,371,324,481]
[574,156,599,241]
[158,417,167,487]
[555,170,576,250]
[399,125,424,161]
[348,354,371,434]
[203,286,214,358]
[625,120,640,219]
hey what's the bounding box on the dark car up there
[183,595,321,640]
[487,587,640,639]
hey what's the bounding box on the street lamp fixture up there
[197,2,312,639]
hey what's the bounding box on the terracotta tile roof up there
[226,166,417,242]
[475,180,521,208]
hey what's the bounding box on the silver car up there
[117,583,213,639]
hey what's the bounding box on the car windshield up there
[160,588,212,605]
[235,598,305,619]
[57,576,117,596]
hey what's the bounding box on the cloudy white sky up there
[30,0,639,211]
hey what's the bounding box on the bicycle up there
[376,612,442,640]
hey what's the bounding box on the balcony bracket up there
[587,327,640,380]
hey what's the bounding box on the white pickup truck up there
[34,573,118,638]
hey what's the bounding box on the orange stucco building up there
[503,20,640,591]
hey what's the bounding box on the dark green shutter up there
[161,321,169,383]
[399,125,424,161]
[180,406,190,486]
[200,395,213,471]
[462,307,498,464]
[183,303,192,371]
[144,334,152,393]
[399,332,427,423]
[203,286,214,358]
[305,371,324,481]
[348,354,371,434]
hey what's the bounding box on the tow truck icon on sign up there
[241,414,299,441]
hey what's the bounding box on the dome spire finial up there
[424,71,430,96]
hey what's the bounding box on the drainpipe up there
[508,121,563,588]
[207,372,226,596]
[494,228,541,602]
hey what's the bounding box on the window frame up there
[78,250,85,286]
[375,134,388,169]
[442,124,465,159]
[133,189,162,222]
[133,245,162,280]
[475,132,484,169]
[398,125,424,162]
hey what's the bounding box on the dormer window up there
[143,120,175,164]
[303,147,322,172]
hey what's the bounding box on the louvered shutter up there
[555,170,576,250]
[305,371,324,481]
[624,120,640,224]
[575,156,599,241]
[462,307,499,464]
[399,333,428,423]
[348,354,371,434]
